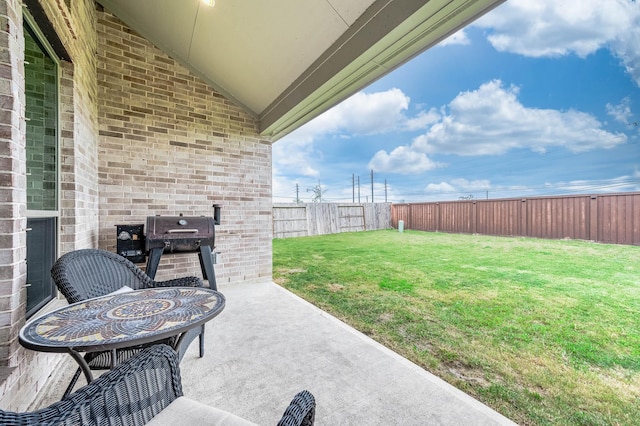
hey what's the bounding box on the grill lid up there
[145,215,215,252]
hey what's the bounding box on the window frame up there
[23,10,62,317]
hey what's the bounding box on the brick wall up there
[0,0,27,372]
[0,0,100,411]
[54,0,100,252]
[96,9,273,285]
[0,0,274,411]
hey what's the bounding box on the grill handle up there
[166,229,199,234]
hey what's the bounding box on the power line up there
[272,176,639,204]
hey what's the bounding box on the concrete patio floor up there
[33,281,517,425]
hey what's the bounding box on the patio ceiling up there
[96,0,505,141]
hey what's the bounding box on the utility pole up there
[385,179,387,203]
[295,183,300,203]
[371,169,374,203]
[357,176,361,203]
[352,174,355,203]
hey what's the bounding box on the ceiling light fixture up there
[202,0,215,6]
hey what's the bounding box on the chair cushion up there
[107,285,134,295]
[146,396,259,426]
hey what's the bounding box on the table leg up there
[67,348,94,385]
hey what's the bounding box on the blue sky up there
[272,0,640,203]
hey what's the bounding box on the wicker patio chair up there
[50,248,207,397]
[276,390,316,426]
[0,345,316,426]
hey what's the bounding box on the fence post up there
[472,201,477,234]
[521,198,527,237]
[589,195,598,242]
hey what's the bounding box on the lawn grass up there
[273,230,640,426]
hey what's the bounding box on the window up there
[24,17,59,317]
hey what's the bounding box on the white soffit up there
[261,0,506,140]
[188,0,376,114]
[97,0,376,116]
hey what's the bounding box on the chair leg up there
[64,367,82,399]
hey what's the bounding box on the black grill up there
[144,215,217,290]
[145,215,215,253]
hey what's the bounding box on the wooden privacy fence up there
[391,192,640,246]
[273,203,391,238]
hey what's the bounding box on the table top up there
[19,287,225,353]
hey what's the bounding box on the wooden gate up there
[338,205,365,232]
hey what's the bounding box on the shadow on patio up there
[32,281,516,425]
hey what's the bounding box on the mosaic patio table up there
[19,287,225,384]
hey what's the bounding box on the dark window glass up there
[24,23,58,211]
[24,19,58,317]
[26,218,56,317]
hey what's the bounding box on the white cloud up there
[368,146,443,175]
[439,29,471,46]
[475,0,640,86]
[303,89,411,136]
[425,182,455,192]
[419,175,638,202]
[425,179,491,195]
[404,108,440,131]
[279,88,436,143]
[609,21,640,87]
[368,79,627,175]
[451,178,491,192]
[544,176,640,193]
[413,80,627,156]
[273,88,436,179]
[272,137,320,178]
[606,98,633,124]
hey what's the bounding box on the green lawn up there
[273,230,640,426]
